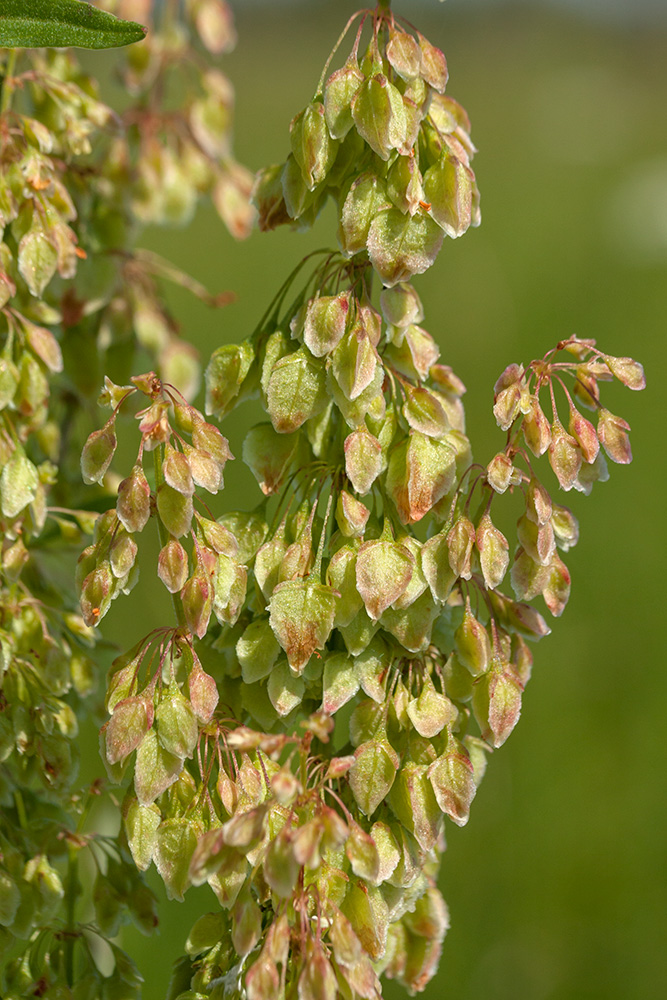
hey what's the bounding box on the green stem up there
[1,49,18,114]
[153,446,188,629]
[64,844,79,987]
[14,789,27,829]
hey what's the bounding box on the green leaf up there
[0,0,147,49]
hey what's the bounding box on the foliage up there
[0,2,644,999]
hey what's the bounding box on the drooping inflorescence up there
[71,6,646,1000]
[0,1,644,998]
[0,2,252,996]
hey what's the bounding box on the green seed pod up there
[324,60,365,139]
[290,101,338,190]
[427,733,477,826]
[242,421,299,495]
[156,483,193,538]
[548,419,582,490]
[205,340,255,420]
[81,425,117,486]
[352,74,407,161]
[386,432,456,525]
[454,602,491,676]
[303,292,350,357]
[268,578,336,673]
[475,513,509,590]
[355,537,414,620]
[348,737,400,818]
[344,428,382,495]
[472,659,523,748]
[598,407,632,464]
[367,208,444,287]
[338,171,391,256]
[335,490,370,538]
[116,465,151,533]
[266,348,328,434]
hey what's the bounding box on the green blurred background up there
[92,1,667,997]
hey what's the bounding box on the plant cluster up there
[0,3,645,1000]
[0,0,251,996]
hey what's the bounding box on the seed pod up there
[181,572,212,639]
[290,101,337,190]
[597,408,632,464]
[446,516,476,579]
[428,733,476,827]
[303,292,350,357]
[163,443,194,496]
[386,432,456,525]
[324,60,365,139]
[522,396,552,456]
[476,513,509,590]
[352,74,407,160]
[486,452,515,494]
[338,171,391,256]
[356,537,414,620]
[423,154,474,238]
[568,402,599,464]
[380,281,424,329]
[473,658,523,748]
[266,348,328,433]
[268,579,336,673]
[367,208,444,287]
[117,465,151,533]
[344,428,382,495]
[81,425,116,486]
[335,490,370,538]
[548,419,582,490]
[156,483,193,538]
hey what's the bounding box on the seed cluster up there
[0,2,252,996]
[74,8,645,1000]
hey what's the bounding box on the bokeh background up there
[88,1,667,997]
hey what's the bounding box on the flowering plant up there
[0,3,644,998]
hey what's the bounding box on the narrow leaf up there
[0,0,147,50]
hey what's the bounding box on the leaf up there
[0,0,147,49]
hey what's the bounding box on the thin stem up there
[153,447,187,629]
[1,50,18,115]
[64,845,79,986]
